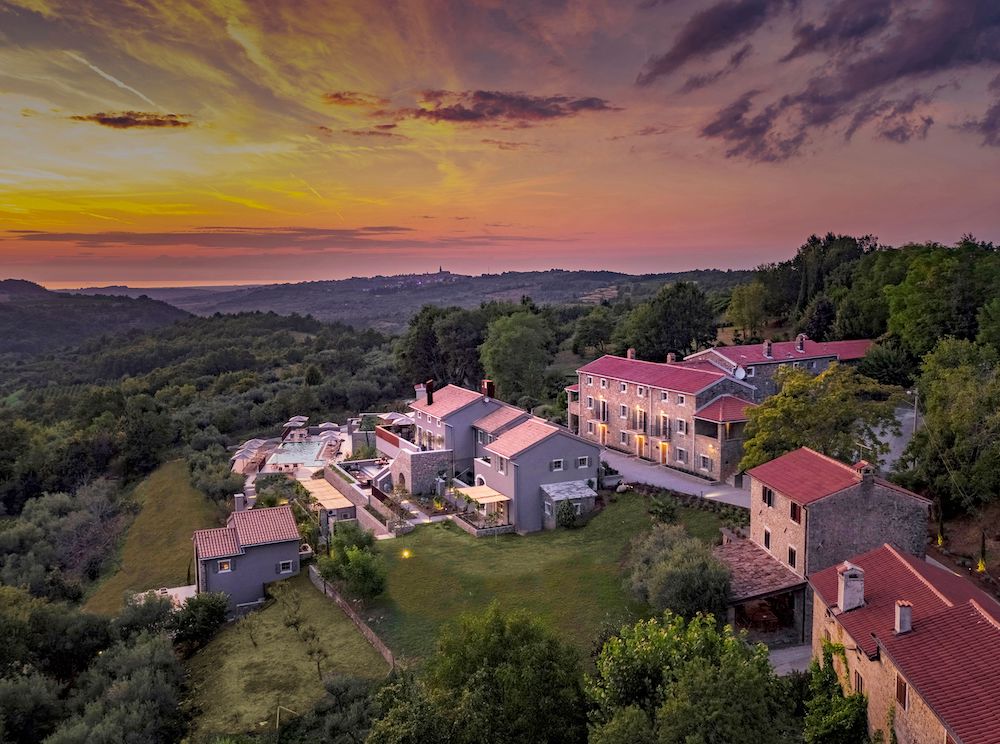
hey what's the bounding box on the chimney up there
[795,333,807,352]
[414,382,426,399]
[666,352,677,363]
[234,493,246,512]
[425,379,435,406]
[895,600,913,634]
[837,562,865,612]
[626,347,636,360]
[481,379,495,399]
[763,339,773,359]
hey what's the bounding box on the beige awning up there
[456,485,510,505]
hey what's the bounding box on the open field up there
[367,494,721,661]
[185,571,388,740]
[84,460,220,615]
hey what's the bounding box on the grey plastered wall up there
[201,540,300,611]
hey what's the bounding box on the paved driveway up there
[601,449,750,508]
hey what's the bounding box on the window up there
[551,459,564,472]
[477,430,484,444]
[854,671,864,695]
[788,546,797,568]
[792,361,801,368]
[577,456,590,468]
[790,502,802,524]
[574,502,582,515]
[620,382,628,393]
[762,486,774,507]
[217,559,232,573]
[661,391,669,402]
[620,404,628,419]
[676,448,687,463]
[699,455,712,471]
[498,458,507,474]
[676,394,686,405]
[587,421,595,434]
[676,419,687,435]
[544,502,553,516]
[279,560,293,574]
[416,412,423,419]
[637,386,645,397]
[586,396,594,409]
[896,675,908,710]
[620,431,629,445]
[763,529,771,550]
[586,375,593,386]
[600,378,608,389]
[746,366,755,378]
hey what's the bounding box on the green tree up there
[572,306,616,354]
[278,674,379,744]
[120,394,172,477]
[740,365,899,471]
[647,494,678,523]
[588,613,796,743]
[615,282,716,360]
[804,645,870,743]
[728,282,767,338]
[857,339,917,389]
[976,296,1000,351]
[797,294,837,341]
[0,673,64,744]
[341,546,388,600]
[169,592,228,651]
[480,311,553,403]
[304,364,323,386]
[588,705,656,744]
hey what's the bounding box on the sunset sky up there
[2,0,999,287]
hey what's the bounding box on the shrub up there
[648,494,678,524]
[556,500,577,529]
[342,547,387,600]
[170,592,228,651]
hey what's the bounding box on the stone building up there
[810,544,1000,744]
[714,447,930,643]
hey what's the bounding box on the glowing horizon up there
[2,0,999,286]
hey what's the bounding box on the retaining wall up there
[308,565,395,669]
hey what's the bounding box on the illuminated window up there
[217,560,232,573]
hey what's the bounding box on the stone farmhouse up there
[811,544,1000,744]
[566,351,757,484]
[567,335,873,484]
[192,505,302,613]
[374,381,600,534]
[714,447,930,643]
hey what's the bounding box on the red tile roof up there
[409,384,483,418]
[695,395,757,422]
[748,447,928,506]
[227,505,300,546]
[473,405,529,435]
[715,538,806,602]
[485,417,559,458]
[565,383,579,392]
[193,527,243,560]
[695,338,873,367]
[577,355,728,394]
[811,544,1000,744]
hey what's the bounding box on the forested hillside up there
[0,280,189,357]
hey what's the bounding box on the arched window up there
[475,475,486,486]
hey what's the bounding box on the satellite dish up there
[734,365,747,380]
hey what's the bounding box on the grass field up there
[84,460,220,615]
[185,571,387,740]
[366,494,721,661]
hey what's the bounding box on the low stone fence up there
[308,565,395,669]
[452,513,517,538]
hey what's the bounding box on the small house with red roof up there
[714,447,930,643]
[810,544,1000,744]
[192,504,302,613]
[568,349,757,484]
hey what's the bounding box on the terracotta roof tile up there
[473,405,529,435]
[695,395,757,422]
[577,355,728,394]
[409,384,483,418]
[485,417,559,458]
[715,538,806,601]
[810,544,1000,744]
[227,505,300,546]
[193,527,243,560]
[697,338,873,366]
[565,383,579,392]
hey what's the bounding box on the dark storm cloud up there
[781,0,894,62]
[385,90,620,126]
[961,76,1000,147]
[679,43,753,93]
[637,0,786,86]
[69,111,192,128]
[696,0,1000,161]
[321,91,389,107]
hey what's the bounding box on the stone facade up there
[812,592,951,744]
[570,371,753,483]
[388,447,453,496]
[806,479,929,573]
[742,356,836,400]
[750,476,807,576]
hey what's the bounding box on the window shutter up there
[275,562,281,574]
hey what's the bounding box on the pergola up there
[456,485,511,524]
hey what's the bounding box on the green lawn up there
[367,494,721,661]
[185,571,387,740]
[84,460,220,615]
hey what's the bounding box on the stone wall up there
[745,356,835,400]
[806,480,929,574]
[388,448,453,496]
[749,476,807,577]
[308,566,394,669]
